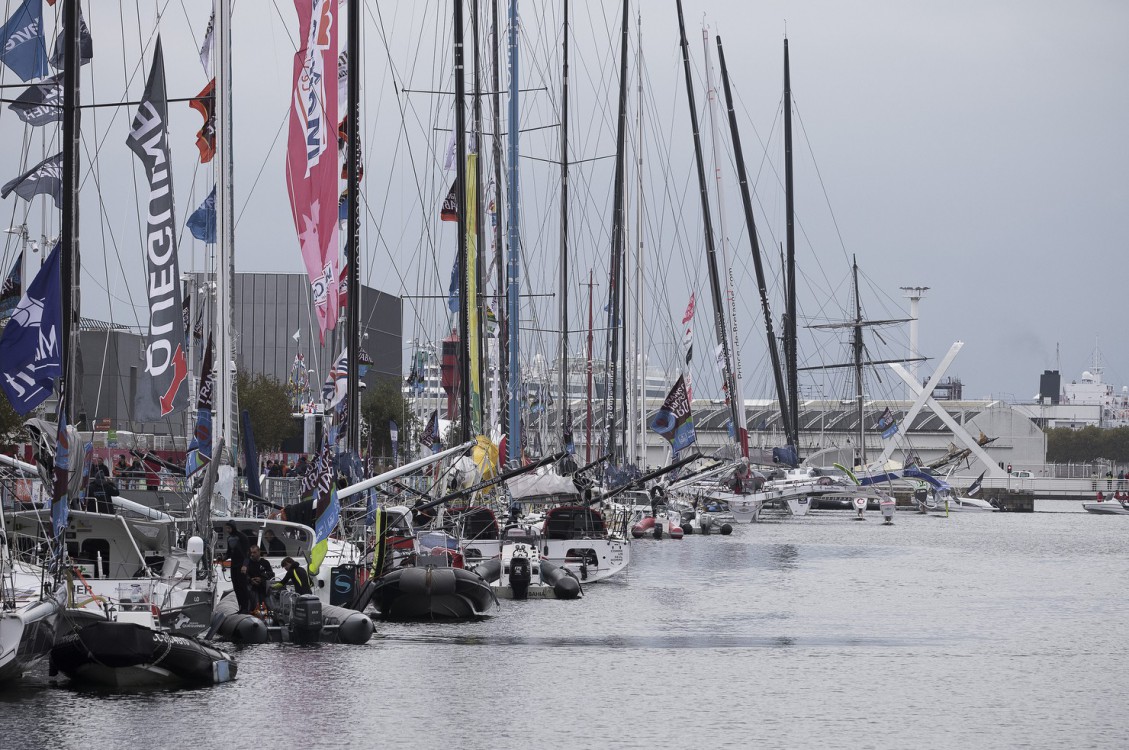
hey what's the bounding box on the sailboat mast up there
[702,24,747,458]
[454,0,472,442]
[345,0,362,453]
[852,256,865,466]
[506,0,522,460]
[558,0,570,452]
[586,269,594,464]
[603,0,629,465]
[783,37,800,455]
[215,0,236,460]
[472,0,487,431]
[60,0,81,422]
[635,11,645,466]
[491,0,507,444]
[715,35,794,451]
[675,0,741,458]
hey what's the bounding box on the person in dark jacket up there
[262,528,287,555]
[277,557,313,595]
[223,521,252,614]
[86,474,119,513]
[245,544,275,611]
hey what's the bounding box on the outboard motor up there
[509,557,532,600]
[913,487,930,513]
[880,497,896,525]
[289,594,323,643]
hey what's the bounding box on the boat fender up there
[719,523,733,535]
[473,558,503,583]
[540,561,581,600]
[509,557,532,600]
[669,526,684,540]
[682,522,693,535]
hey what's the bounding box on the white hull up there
[542,538,630,583]
[1082,501,1129,515]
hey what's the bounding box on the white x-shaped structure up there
[872,341,1005,479]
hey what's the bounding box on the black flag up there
[49,6,93,69]
[126,38,188,422]
[7,75,62,126]
[1,152,63,208]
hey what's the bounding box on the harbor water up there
[4,499,1127,749]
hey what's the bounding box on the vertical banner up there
[186,335,215,477]
[465,154,482,430]
[126,38,189,421]
[285,0,340,342]
[389,420,399,466]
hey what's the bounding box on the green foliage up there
[1046,426,1129,464]
[236,370,296,452]
[0,393,22,445]
[361,377,413,461]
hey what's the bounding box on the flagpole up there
[215,0,237,462]
[345,0,362,455]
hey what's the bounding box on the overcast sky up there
[2,0,1126,406]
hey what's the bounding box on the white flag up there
[199,11,214,72]
[292,328,301,343]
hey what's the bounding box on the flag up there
[440,181,458,221]
[322,348,348,409]
[186,336,214,478]
[241,408,262,498]
[875,407,898,439]
[286,0,340,344]
[420,409,440,451]
[0,0,47,82]
[7,74,62,126]
[648,375,696,452]
[199,10,214,71]
[337,49,348,108]
[389,420,399,464]
[126,39,189,422]
[308,438,339,574]
[1,152,63,209]
[188,79,216,163]
[447,254,459,313]
[0,242,62,414]
[48,4,93,70]
[967,471,985,497]
[443,127,457,170]
[0,252,22,318]
[187,185,217,243]
[681,291,696,400]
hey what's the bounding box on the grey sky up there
[2,0,1125,407]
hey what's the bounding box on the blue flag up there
[187,185,217,244]
[186,336,214,477]
[0,0,48,82]
[0,242,62,414]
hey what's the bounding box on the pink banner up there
[286,0,339,342]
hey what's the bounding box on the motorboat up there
[473,525,581,600]
[1082,493,1129,515]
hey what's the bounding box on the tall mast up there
[215,0,236,460]
[634,11,645,466]
[702,24,747,458]
[852,256,865,466]
[603,0,629,465]
[60,0,81,423]
[505,0,521,460]
[345,0,362,453]
[586,269,594,464]
[715,35,794,451]
[675,0,741,458]
[783,37,799,455]
[454,0,471,441]
[558,0,570,452]
[490,0,507,443]
[472,0,487,431]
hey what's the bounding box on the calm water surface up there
[5,500,1127,749]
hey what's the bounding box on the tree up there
[360,376,413,463]
[236,370,296,452]
[0,393,22,447]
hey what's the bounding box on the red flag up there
[188,79,216,163]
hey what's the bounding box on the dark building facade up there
[66,273,400,438]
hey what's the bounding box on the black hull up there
[365,566,497,620]
[211,591,373,645]
[51,621,236,687]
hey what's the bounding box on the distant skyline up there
[0,1,1125,406]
